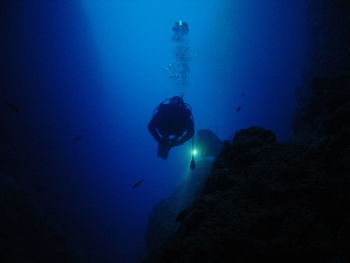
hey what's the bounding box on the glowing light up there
[192,149,197,155]
[179,20,183,26]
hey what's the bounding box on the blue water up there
[1,0,308,262]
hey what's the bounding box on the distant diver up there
[172,20,189,42]
[169,21,191,90]
[148,96,194,159]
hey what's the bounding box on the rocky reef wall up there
[144,0,350,262]
[144,72,350,262]
[145,159,213,259]
[306,0,350,76]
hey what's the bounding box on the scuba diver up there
[148,96,194,159]
[172,20,189,42]
[148,21,194,162]
[168,21,191,88]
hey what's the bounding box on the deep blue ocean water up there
[1,0,308,262]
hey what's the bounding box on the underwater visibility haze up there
[0,0,316,262]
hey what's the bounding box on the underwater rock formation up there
[145,16,350,254]
[295,0,349,118]
[144,72,350,262]
[143,0,350,261]
[293,73,350,146]
[307,0,350,76]
[145,159,213,260]
[0,174,75,263]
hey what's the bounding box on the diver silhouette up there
[148,96,194,159]
[172,20,189,42]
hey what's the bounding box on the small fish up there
[6,103,20,113]
[175,209,189,222]
[132,179,144,189]
[73,135,83,142]
[236,105,242,112]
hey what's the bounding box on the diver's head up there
[169,96,184,105]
